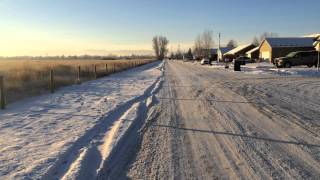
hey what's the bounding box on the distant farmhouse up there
[259,37,315,63]
[245,47,259,60]
[217,47,233,62]
[223,44,256,61]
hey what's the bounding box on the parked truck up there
[275,51,318,68]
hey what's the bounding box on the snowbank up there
[205,61,320,77]
[242,63,320,77]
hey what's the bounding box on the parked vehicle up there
[233,56,255,65]
[200,58,210,65]
[275,51,318,68]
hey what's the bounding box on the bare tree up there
[202,30,214,57]
[193,34,203,58]
[252,36,260,46]
[152,37,160,59]
[152,36,169,60]
[227,39,237,49]
[193,30,214,58]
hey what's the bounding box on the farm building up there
[245,47,259,60]
[217,47,233,62]
[224,44,256,61]
[259,37,315,63]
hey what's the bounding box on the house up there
[314,37,320,51]
[259,37,315,63]
[245,47,259,60]
[224,44,256,61]
[217,47,233,62]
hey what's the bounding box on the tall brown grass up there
[0,59,154,105]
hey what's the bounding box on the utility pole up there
[218,33,221,62]
[317,40,320,71]
[317,47,320,71]
[219,33,221,49]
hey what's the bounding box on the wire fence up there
[0,60,155,109]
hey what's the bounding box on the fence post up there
[94,65,97,79]
[76,66,81,84]
[0,76,5,109]
[105,64,108,75]
[113,63,116,73]
[50,69,54,93]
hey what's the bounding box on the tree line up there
[151,31,278,60]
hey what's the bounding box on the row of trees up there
[193,30,215,58]
[193,30,238,58]
[151,32,278,60]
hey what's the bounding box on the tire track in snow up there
[126,61,320,179]
[41,64,164,180]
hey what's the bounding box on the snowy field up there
[0,61,163,179]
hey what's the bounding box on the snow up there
[263,37,315,48]
[126,61,320,179]
[0,61,164,179]
[224,44,254,55]
[241,62,320,77]
[201,61,320,77]
[303,33,320,38]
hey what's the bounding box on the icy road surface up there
[0,61,163,179]
[101,60,320,179]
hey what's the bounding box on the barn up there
[259,37,315,63]
[245,47,259,60]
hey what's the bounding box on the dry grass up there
[0,59,154,105]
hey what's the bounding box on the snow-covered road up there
[118,60,320,179]
[0,61,163,179]
[2,60,320,179]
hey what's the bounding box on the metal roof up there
[218,47,233,54]
[263,37,315,48]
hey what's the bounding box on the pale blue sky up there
[0,0,319,56]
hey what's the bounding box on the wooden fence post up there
[105,64,108,75]
[94,65,97,79]
[50,69,54,93]
[76,66,81,84]
[0,76,5,109]
[113,63,116,73]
